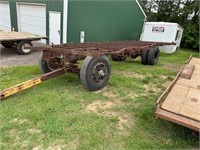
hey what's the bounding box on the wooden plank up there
[180,88,200,121]
[179,64,195,79]
[0,31,46,41]
[189,58,200,65]
[155,107,200,132]
[161,84,189,114]
[177,78,200,89]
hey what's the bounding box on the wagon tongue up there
[0,68,65,100]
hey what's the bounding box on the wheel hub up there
[98,70,105,77]
[22,43,31,53]
[93,63,107,83]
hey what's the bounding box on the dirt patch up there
[143,84,162,94]
[10,118,28,125]
[29,128,42,134]
[112,70,145,79]
[162,63,182,72]
[94,87,118,98]
[8,128,20,137]
[46,145,66,150]
[127,91,148,100]
[32,146,43,150]
[32,138,79,150]
[86,100,117,112]
[117,114,133,131]
[21,140,29,149]
[86,100,133,132]
[8,128,21,147]
[159,75,168,79]
[65,136,80,150]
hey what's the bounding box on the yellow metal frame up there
[0,78,41,100]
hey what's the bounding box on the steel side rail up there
[0,68,65,100]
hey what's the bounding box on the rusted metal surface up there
[26,40,175,76]
[155,55,200,132]
[27,41,175,57]
[0,68,65,100]
[40,68,65,81]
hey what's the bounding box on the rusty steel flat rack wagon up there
[0,31,47,55]
[0,40,174,100]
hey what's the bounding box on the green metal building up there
[0,0,146,44]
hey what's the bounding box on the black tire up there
[80,55,111,91]
[111,55,126,61]
[1,43,12,48]
[141,49,149,65]
[147,48,160,65]
[38,53,53,73]
[17,41,32,55]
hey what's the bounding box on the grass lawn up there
[0,49,199,149]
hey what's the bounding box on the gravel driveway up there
[0,42,43,67]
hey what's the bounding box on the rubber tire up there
[147,48,160,65]
[141,49,149,65]
[111,55,126,61]
[38,53,53,73]
[80,55,111,91]
[1,43,12,48]
[17,41,32,55]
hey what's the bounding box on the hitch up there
[0,68,65,100]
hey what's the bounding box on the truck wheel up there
[147,48,160,65]
[141,49,149,65]
[80,55,111,91]
[38,53,53,73]
[17,41,32,55]
[111,55,126,61]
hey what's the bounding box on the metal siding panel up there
[0,2,11,31]
[7,0,63,43]
[67,0,145,43]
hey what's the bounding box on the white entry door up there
[0,2,11,31]
[49,12,61,44]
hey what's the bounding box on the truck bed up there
[0,31,46,41]
[155,57,200,132]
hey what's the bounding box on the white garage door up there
[0,2,11,31]
[18,3,46,38]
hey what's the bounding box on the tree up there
[139,0,199,50]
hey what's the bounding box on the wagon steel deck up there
[29,41,173,57]
[155,56,200,132]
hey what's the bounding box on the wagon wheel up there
[80,55,111,91]
[141,49,149,65]
[17,41,33,55]
[38,53,61,73]
[147,47,160,65]
[111,55,126,61]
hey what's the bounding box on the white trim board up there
[135,0,147,19]
[63,0,68,43]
